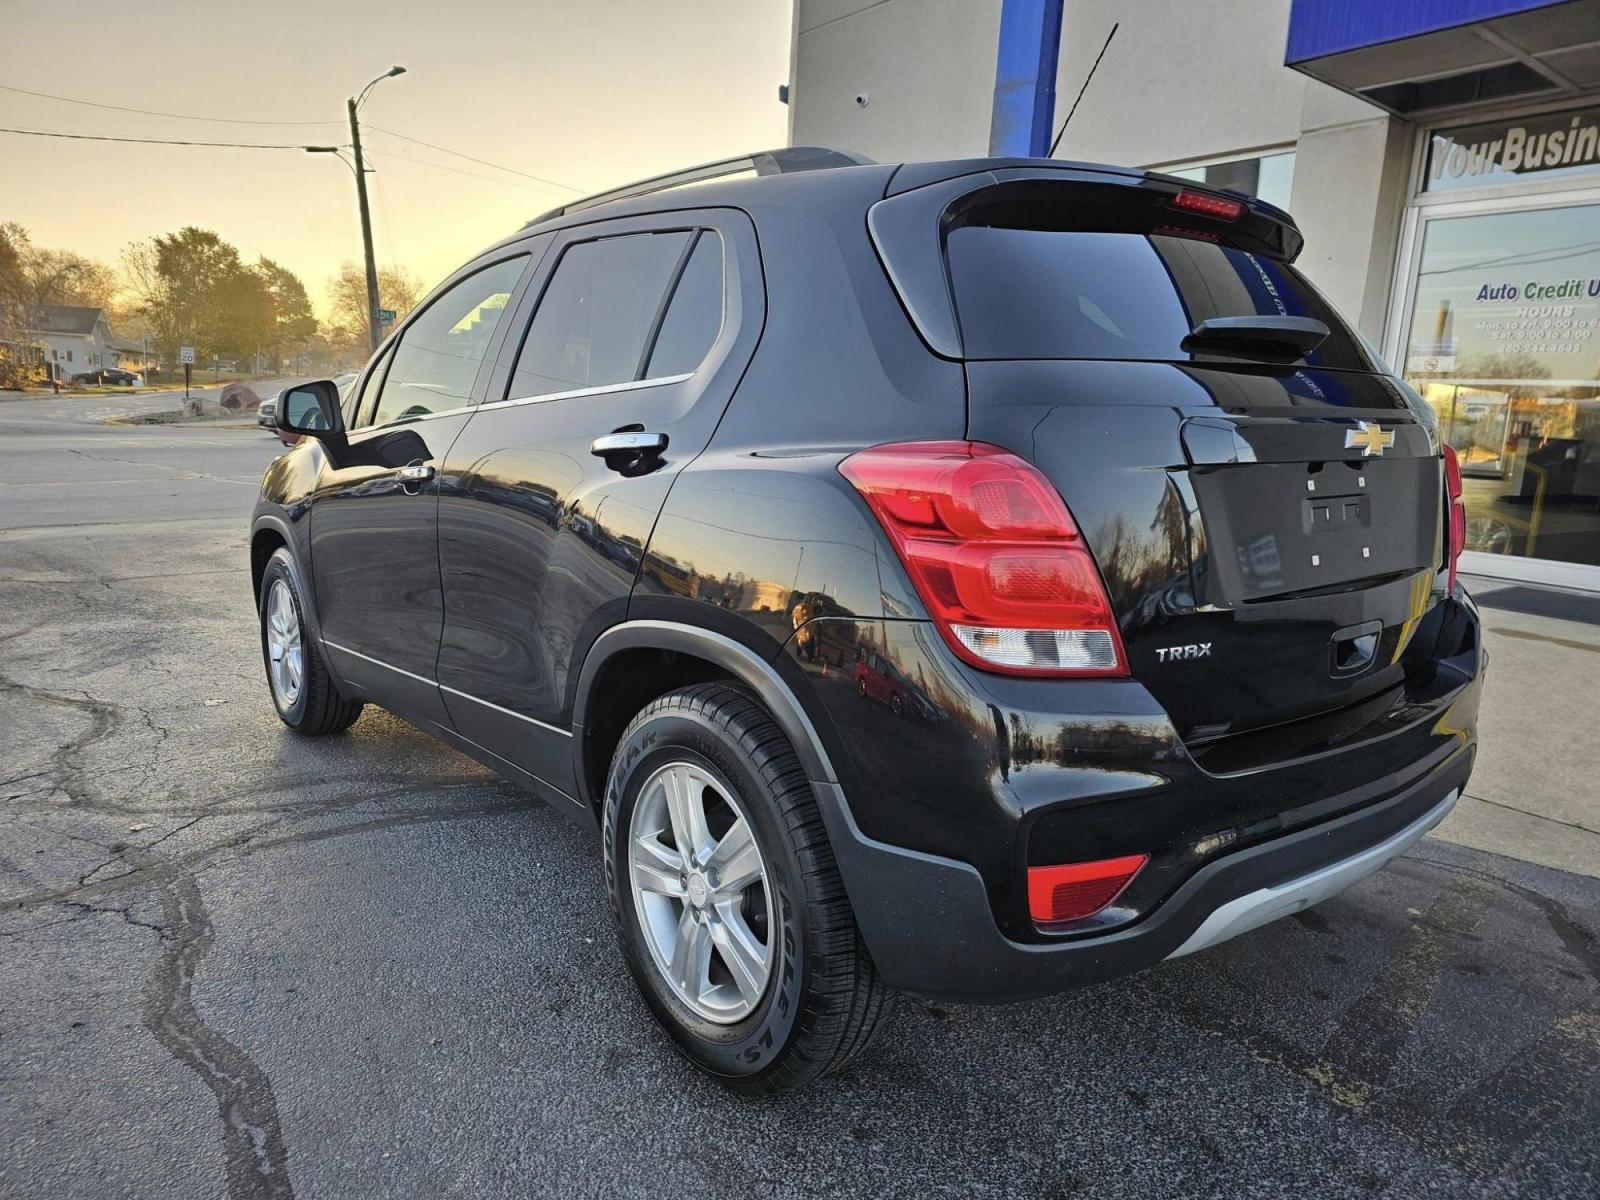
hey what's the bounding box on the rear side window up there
[510,231,692,398]
[646,231,724,377]
[946,192,1373,371]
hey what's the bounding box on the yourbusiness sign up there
[1426,103,1600,193]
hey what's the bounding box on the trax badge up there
[1155,643,1211,663]
[1345,421,1395,457]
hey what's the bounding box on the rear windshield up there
[947,220,1375,372]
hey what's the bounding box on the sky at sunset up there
[3,0,793,318]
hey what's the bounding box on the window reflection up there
[1402,204,1600,568]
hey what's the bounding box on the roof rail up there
[526,145,874,226]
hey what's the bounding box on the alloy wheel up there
[628,760,773,1023]
[264,578,304,708]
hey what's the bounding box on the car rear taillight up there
[838,441,1127,677]
[1443,444,1466,592]
[1028,854,1149,924]
[1170,188,1245,221]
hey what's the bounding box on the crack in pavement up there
[144,873,294,1200]
[0,789,535,917]
[1,622,539,1199]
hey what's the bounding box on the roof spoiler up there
[526,145,874,226]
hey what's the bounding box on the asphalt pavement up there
[2,391,1598,1199]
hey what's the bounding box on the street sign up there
[374,308,397,324]
[179,346,196,365]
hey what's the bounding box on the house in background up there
[108,336,151,374]
[24,305,117,378]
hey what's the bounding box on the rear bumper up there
[816,741,1472,1002]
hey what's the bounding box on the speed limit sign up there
[179,346,196,365]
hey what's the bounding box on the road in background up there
[2,393,1598,1199]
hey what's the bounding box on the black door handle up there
[590,431,668,475]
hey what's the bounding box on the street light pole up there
[312,66,406,355]
[346,95,383,353]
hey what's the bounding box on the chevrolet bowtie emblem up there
[1345,421,1395,457]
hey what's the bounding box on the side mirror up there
[276,380,345,439]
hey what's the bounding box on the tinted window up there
[646,231,724,377]
[350,345,393,428]
[510,231,691,398]
[947,228,1371,370]
[372,255,526,425]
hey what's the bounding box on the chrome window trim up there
[350,372,695,435]
[322,639,574,739]
[480,372,694,413]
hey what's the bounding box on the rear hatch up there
[875,172,1446,745]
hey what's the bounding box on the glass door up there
[1392,191,1600,587]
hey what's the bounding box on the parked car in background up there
[251,148,1483,1094]
[71,367,141,386]
[257,395,279,429]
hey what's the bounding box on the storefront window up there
[1168,150,1294,211]
[1401,202,1600,568]
[1423,103,1600,193]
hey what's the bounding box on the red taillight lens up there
[838,441,1127,677]
[1170,188,1245,221]
[1028,854,1149,924]
[1442,445,1466,592]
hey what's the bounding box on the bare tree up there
[325,261,423,362]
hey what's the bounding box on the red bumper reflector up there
[1442,445,1466,592]
[1028,854,1149,924]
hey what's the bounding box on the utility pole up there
[310,67,405,354]
[347,96,383,354]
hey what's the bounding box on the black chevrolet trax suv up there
[252,147,1483,1093]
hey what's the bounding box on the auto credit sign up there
[1426,103,1600,192]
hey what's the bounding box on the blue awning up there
[1286,0,1600,114]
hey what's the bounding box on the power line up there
[0,80,586,193]
[363,147,572,194]
[0,125,335,149]
[365,125,583,192]
[0,82,338,126]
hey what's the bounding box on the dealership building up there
[787,0,1600,591]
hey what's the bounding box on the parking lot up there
[2,390,1599,1199]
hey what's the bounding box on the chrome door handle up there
[590,432,667,457]
[398,462,435,493]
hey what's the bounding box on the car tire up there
[603,682,893,1094]
[258,548,363,735]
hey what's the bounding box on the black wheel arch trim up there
[250,514,323,644]
[570,620,841,812]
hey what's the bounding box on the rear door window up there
[509,231,692,398]
[947,222,1374,371]
[646,231,725,377]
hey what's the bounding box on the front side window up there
[509,231,693,399]
[370,255,527,426]
[350,344,394,428]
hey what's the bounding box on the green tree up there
[256,257,317,368]
[125,226,252,365]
